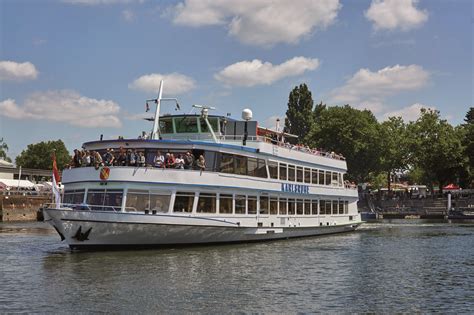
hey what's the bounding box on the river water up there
[0,220,473,313]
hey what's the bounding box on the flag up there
[52,152,61,208]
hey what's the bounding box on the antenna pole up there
[151,80,164,140]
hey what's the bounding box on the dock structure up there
[0,195,50,222]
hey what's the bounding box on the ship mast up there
[146,80,180,140]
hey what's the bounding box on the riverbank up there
[0,195,48,221]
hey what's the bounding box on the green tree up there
[310,105,382,182]
[379,117,409,191]
[0,138,12,162]
[407,108,465,192]
[285,84,315,143]
[461,107,474,186]
[16,140,70,170]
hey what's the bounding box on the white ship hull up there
[44,208,361,249]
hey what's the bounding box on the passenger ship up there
[44,81,361,249]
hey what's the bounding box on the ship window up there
[338,173,343,187]
[288,165,296,182]
[159,117,174,134]
[312,200,319,215]
[296,199,304,215]
[86,189,106,209]
[288,199,296,215]
[248,196,257,215]
[175,117,199,133]
[304,200,311,215]
[256,159,267,178]
[332,200,338,215]
[203,151,217,172]
[339,200,344,214]
[320,200,325,214]
[279,198,287,215]
[235,195,246,214]
[279,163,287,181]
[125,190,149,212]
[325,172,332,186]
[173,192,194,213]
[199,117,219,133]
[318,170,325,185]
[345,201,349,214]
[63,189,85,205]
[247,157,257,177]
[197,193,217,213]
[324,200,332,215]
[268,161,278,179]
[86,189,123,211]
[296,166,303,182]
[150,193,170,213]
[332,172,338,186]
[311,169,318,184]
[304,168,311,184]
[219,194,233,214]
[219,153,234,173]
[234,155,247,175]
[270,197,278,215]
[259,195,269,215]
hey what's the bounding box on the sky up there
[0,0,472,161]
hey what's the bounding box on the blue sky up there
[0,0,472,161]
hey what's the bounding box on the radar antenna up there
[192,104,218,143]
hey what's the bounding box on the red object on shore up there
[443,183,460,190]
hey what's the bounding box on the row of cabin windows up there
[93,147,344,186]
[63,189,349,215]
[268,161,343,187]
[159,116,220,134]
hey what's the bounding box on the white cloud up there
[382,103,435,121]
[62,0,142,5]
[365,0,428,31]
[129,73,196,95]
[0,91,121,128]
[215,57,319,87]
[0,61,39,81]
[172,0,341,46]
[329,64,430,112]
[122,9,135,21]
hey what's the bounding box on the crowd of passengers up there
[69,148,206,171]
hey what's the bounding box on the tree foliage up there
[15,140,70,170]
[462,107,474,185]
[285,84,315,143]
[310,105,382,182]
[407,108,465,191]
[0,138,12,162]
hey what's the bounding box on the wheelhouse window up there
[63,189,85,205]
[197,193,217,213]
[173,192,195,213]
[219,194,233,214]
[268,161,278,179]
[279,163,287,180]
[159,117,174,134]
[235,195,246,214]
[259,195,269,215]
[279,198,287,215]
[296,166,303,182]
[248,196,257,215]
[199,117,219,133]
[288,165,296,182]
[175,117,199,133]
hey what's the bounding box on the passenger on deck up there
[153,151,164,168]
[73,149,82,168]
[93,151,103,169]
[127,149,137,167]
[137,152,146,167]
[117,147,127,166]
[175,154,185,169]
[103,148,115,166]
[82,150,91,167]
[196,155,206,172]
[165,153,175,168]
[184,151,194,169]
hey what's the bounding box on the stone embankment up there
[0,195,50,222]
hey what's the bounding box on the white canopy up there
[0,179,36,189]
